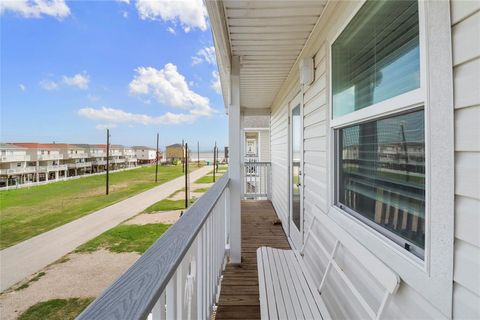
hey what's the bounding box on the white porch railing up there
[67,162,92,169]
[0,167,36,175]
[78,173,230,320]
[242,161,271,200]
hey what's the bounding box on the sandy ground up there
[124,210,182,225]
[0,250,139,320]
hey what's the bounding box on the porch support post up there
[229,55,241,264]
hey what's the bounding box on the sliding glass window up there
[332,0,425,259]
[332,0,420,118]
[337,110,425,257]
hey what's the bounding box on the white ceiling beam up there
[224,1,325,9]
[229,25,314,33]
[232,39,307,46]
[226,8,323,18]
[228,17,318,26]
[230,32,308,40]
[240,107,271,116]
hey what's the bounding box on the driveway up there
[0,165,212,292]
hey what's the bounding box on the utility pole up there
[182,139,185,173]
[215,141,219,173]
[155,132,159,183]
[197,141,200,167]
[213,144,216,183]
[185,143,189,208]
[106,129,110,195]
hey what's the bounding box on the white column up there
[229,55,241,264]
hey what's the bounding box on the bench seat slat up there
[260,247,278,319]
[271,248,302,319]
[281,250,316,320]
[267,247,288,319]
[257,247,331,320]
[257,247,270,319]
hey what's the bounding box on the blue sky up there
[1,0,227,150]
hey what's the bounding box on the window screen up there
[337,110,425,257]
[332,0,420,118]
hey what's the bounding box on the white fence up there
[78,174,230,320]
[242,161,271,200]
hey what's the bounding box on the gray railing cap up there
[77,173,229,320]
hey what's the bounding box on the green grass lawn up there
[194,171,225,184]
[193,187,210,193]
[0,164,199,249]
[144,198,196,213]
[18,298,94,320]
[76,223,171,254]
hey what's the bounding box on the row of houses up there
[0,143,158,188]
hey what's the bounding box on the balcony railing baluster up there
[78,173,230,320]
[242,161,271,200]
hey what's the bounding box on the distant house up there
[13,143,67,181]
[165,144,185,163]
[132,146,158,164]
[0,143,34,187]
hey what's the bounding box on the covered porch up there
[216,200,290,320]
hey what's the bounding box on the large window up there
[337,110,425,257]
[332,0,425,259]
[332,0,420,118]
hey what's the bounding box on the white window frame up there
[326,0,454,316]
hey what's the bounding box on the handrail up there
[242,161,271,200]
[78,173,230,320]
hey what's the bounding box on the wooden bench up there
[257,212,400,320]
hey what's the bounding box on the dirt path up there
[0,250,139,320]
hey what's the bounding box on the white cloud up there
[79,107,197,126]
[87,94,99,102]
[129,63,214,117]
[211,71,221,95]
[192,46,216,65]
[0,0,70,19]
[136,0,207,33]
[116,0,130,4]
[95,123,117,130]
[63,72,89,90]
[122,11,128,18]
[166,26,176,35]
[19,84,26,91]
[39,79,58,90]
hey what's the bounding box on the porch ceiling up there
[222,1,326,109]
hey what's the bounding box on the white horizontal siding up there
[270,102,289,225]
[259,130,271,162]
[302,42,328,240]
[453,58,480,109]
[451,2,480,318]
[451,9,480,66]
[265,1,478,318]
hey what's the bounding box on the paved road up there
[0,165,212,292]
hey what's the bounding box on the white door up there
[289,94,303,249]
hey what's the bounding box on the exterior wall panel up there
[451,2,480,317]
[267,1,479,318]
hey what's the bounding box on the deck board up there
[216,200,291,319]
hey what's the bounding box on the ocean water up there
[190,151,226,163]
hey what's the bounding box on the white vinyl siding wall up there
[268,1,462,318]
[259,130,271,162]
[270,101,289,226]
[451,1,480,318]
